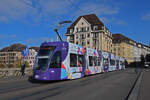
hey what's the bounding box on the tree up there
[24,61,30,68]
[140,54,145,67]
[146,54,150,62]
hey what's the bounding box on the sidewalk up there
[138,69,150,100]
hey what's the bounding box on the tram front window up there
[35,46,55,71]
[38,46,55,56]
[36,58,48,71]
[49,51,61,68]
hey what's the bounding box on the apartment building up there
[0,52,22,65]
[112,34,135,64]
[66,14,112,53]
[24,47,38,67]
[0,44,38,68]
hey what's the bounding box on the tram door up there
[70,53,85,79]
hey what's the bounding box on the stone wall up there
[0,68,33,78]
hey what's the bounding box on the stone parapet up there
[0,68,33,78]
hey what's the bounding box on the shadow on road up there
[28,76,70,84]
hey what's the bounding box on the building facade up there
[0,44,38,68]
[24,48,38,67]
[66,14,112,53]
[0,52,22,66]
[112,34,150,64]
[112,34,135,64]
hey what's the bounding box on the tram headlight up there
[35,75,39,79]
[43,77,47,79]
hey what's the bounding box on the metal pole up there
[54,29,63,42]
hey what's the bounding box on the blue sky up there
[0,0,150,49]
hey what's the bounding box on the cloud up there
[0,0,121,23]
[142,12,150,21]
[100,17,127,25]
[0,0,73,22]
[72,1,119,17]
[0,34,17,39]
[26,37,56,44]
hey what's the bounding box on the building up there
[24,47,38,67]
[112,34,135,64]
[112,34,150,64]
[66,14,112,53]
[133,43,142,62]
[0,52,22,66]
[0,44,25,67]
[0,44,38,68]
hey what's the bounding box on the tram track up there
[11,69,132,100]
[0,68,134,100]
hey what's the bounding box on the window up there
[93,26,98,30]
[70,54,77,67]
[76,34,78,39]
[87,41,90,45]
[103,58,109,66]
[114,48,116,51]
[87,27,89,31]
[116,60,119,66]
[70,29,73,33]
[76,28,78,32]
[89,56,93,66]
[78,55,84,67]
[110,59,115,66]
[49,51,61,68]
[81,28,84,32]
[97,57,101,66]
[39,46,55,56]
[76,41,78,44]
[87,33,90,38]
[81,34,84,39]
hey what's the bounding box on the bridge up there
[0,68,149,100]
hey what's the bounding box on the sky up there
[0,0,150,49]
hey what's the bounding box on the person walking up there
[21,62,26,77]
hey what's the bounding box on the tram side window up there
[93,57,97,66]
[103,58,109,66]
[120,61,123,66]
[97,57,101,66]
[110,59,115,66]
[49,51,61,68]
[78,55,84,67]
[70,54,77,67]
[116,60,119,66]
[89,56,93,66]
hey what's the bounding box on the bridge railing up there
[0,68,33,78]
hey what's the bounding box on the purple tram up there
[33,41,125,81]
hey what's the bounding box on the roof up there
[29,47,39,52]
[0,44,26,52]
[112,34,135,43]
[69,14,104,29]
[66,14,104,35]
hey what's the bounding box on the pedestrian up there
[21,62,26,77]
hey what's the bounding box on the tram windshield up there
[35,46,55,71]
[38,46,55,56]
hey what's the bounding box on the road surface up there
[0,68,138,100]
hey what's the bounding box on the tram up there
[33,41,125,81]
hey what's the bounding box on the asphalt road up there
[138,68,150,100]
[0,68,137,100]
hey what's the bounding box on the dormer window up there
[93,26,98,30]
[70,29,73,33]
[76,28,78,32]
[86,27,89,31]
